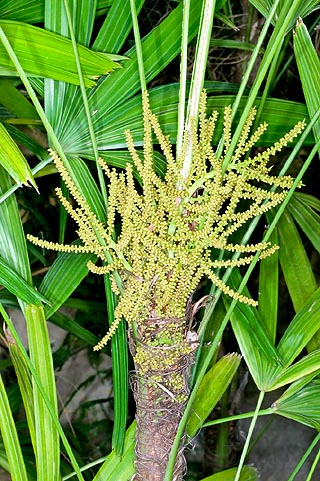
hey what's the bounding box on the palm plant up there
[0,1,319,480]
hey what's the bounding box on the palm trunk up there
[130,314,196,481]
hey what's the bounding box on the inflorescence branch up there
[27,91,304,350]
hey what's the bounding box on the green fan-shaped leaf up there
[187,354,241,437]
[93,0,145,53]
[104,274,128,455]
[277,288,320,366]
[4,123,48,161]
[273,377,320,430]
[25,304,60,481]
[210,38,262,52]
[249,0,320,29]
[0,122,36,188]
[0,0,44,23]
[200,466,259,481]
[272,371,318,404]
[294,18,320,150]
[0,79,39,120]
[90,0,201,116]
[43,0,129,458]
[0,443,10,475]
[277,208,317,312]
[7,337,36,455]
[0,257,49,305]
[0,0,113,23]
[0,166,32,291]
[288,193,320,254]
[269,350,320,391]
[59,1,202,151]
[1,304,85,481]
[93,421,135,481]
[47,0,201,147]
[43,0,98,131]
[230,304,274,391]
[65,88,313,155]
[43,0,111,145]
[40,248,96,320]
[0,375,28,481]
[228,269,281,365]
[49,310,99,347]
[286,196,320,352]
[0,20,122,87]
[232,282,320,391]
[258,217,278,344]
[294,192,320,212]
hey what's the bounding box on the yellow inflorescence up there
[28,90,304,351]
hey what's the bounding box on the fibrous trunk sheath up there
[130,315,196,481]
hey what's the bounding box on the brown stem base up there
[130,315,197,481]
[132,375,187,481]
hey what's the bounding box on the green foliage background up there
[0,1,319,480]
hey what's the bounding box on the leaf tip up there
[25,177,39,193]
[295,17,304,31]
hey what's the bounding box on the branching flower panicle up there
[28,91,304,350]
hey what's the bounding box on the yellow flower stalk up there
[28,90,304,350]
